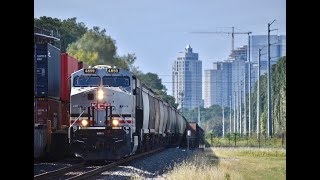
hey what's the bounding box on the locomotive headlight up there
[97,89,104,100]
[112,119,119,126]
[81,119,89,127]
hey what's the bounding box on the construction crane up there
[190,26,252,52]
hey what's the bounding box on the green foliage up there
[67,27,117,66]
[271,57,286,134]
[138,72,166,91]
[34,16,88,52]
[260,112,266,134]
[251,56,286,135]
[137,72,178,108]
[182,105,232,136]
[35,16,135,70]
[184,56,285,137]
[237,149,286,157]
[35,16,176,109]
[66,27,136,70]
[156,90,179,109]
[225,173,231,180]
[115,53,137,71]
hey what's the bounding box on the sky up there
[34,0,286,96]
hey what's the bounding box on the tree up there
[139,73,166,91]
[181,104,232,136]
[137,72,178,108]
[251,56,286,135]
[67,27,120,67]
[34,16,88,52]
[271,56,286,134]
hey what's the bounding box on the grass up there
[205,135,286,148]
[165,147,286,180]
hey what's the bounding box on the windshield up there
[73,76,101,87]
[103,76,131,91]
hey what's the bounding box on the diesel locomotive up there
[68,65,188,160]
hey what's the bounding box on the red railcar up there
[35,97,61,129]
[61,53,79,102]
[61,102,70,128]
[35,98,70,127]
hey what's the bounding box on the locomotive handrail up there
[114,110,132,126]
[68,109,85,143]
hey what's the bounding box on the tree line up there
[34,16,177,108]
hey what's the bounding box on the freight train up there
[34,37,205,161]
[68,65,189,160]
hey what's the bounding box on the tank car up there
[68,65,189,161]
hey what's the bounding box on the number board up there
[84,68,97,74]
[107,68,120,73]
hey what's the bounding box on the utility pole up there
[231,26,234,51]
[180,91,184,116]
[235,90,238,133]
[257,49,261,138]
[230,96,232,135]
[239,81,242,135]
[237,83,240,134]
[244,72,246,135]
[222,97,225,138]
[198,103,200,125]
[248,34,252,137]
[268,20,276,137]
[233,91,236,133]
[257,47,266,138]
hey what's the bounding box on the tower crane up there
[190,26,252,52]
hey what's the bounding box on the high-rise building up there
[204,45,247,108]
[172,45,202,110]
[230,45,247,101]
[230,45,247,61]
[279,35,286,57]
[247,63,257,94]
[231,58,246,102]
[204,35,286,110]
[204,60,232,108]
[204,69,218,108]
[250,35,286,74]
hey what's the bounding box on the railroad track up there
[34,147,164,180]
[34,162,85,180]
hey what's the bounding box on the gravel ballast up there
[91,147,197,180]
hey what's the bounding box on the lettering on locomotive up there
[84,68,97,74]
[107,68,119,73]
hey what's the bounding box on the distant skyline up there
[34,0,286,96]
